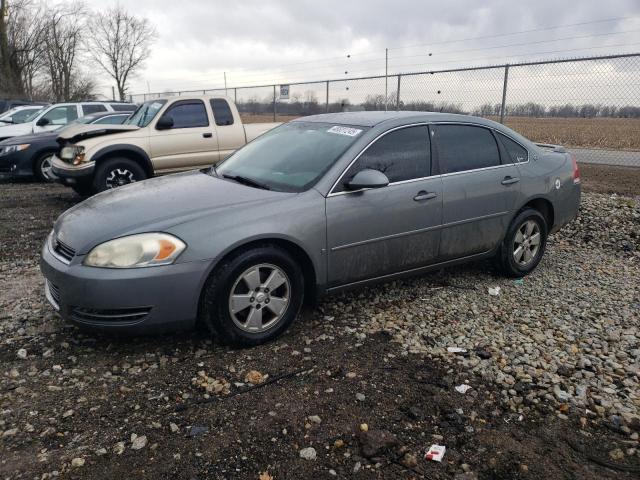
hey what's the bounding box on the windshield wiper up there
[222,173,271,190]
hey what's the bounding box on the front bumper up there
[0,148,35,178]
[51,155,94,185]
[39,236,208,334]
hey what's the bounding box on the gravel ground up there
[0,174,639,479]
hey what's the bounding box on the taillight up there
[571,154,580,184]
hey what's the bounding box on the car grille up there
[70,306,151,324]
[53,237,76,263]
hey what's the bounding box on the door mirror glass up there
[155,114,174,130]
[346,168,389,190]
[36,117,50,127]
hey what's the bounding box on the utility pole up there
[384,48,388,111]
[111,86,115,100]
[224,72,227,96]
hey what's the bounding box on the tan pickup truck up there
[51,95,280,195]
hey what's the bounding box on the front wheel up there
[93,157,147,193]
[497,208,547,277]
[200,245,305,346]
[34,153,56,182]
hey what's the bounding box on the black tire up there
[33,152,56,182]
[199,245,305,347]
[497,208,548,277]
[92,157,147,193]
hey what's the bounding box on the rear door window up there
[81,104,107,115]
[434,124,500,173]
[165,101,209,128]
[496,132,528,163]
[335,125,431,192]
[210,99,234,126]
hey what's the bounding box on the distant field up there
[242,113,640,151]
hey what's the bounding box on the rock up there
[2,428,18,438]
[308,415,322,424]
[476,350,492,360]
[131,434,148,450]
[346,372,357,379]
[360,423,368,432]
[95,448,107,456]
[402,452,418,468]
[358,429,398,458]
[62,409,74,418]
[189,425,209,437]
[16,348,27,359]
[299,447,317,460]
[356,393,366,401]
[455,473,479,480]
[170,422,179,433]
[71,458,85,467]
[114,442,125,455]
[334,439,345,448]
[245,370,265,384]
[353,461,362,473]
[609,448,625,460]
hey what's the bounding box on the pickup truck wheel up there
[34,153,56,182]
[497,208,547,277]
[200,245,304,347]
[93,158,146,193]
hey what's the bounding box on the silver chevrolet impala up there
[40,112,581,346]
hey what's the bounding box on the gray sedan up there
[40,112,581,346]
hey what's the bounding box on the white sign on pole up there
[279,85,290,100]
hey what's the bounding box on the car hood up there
[57,124,139,143]
[0,122,32,137]
[54,170,295,255]
[0,130,57,145]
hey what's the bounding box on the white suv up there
[0,102,136,141]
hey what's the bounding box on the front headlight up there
[60,145,85,165]
[0,144,30,156]
[84,233,186,268]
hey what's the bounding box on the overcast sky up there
[81,0,640,99]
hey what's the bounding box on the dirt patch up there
[579,163,640,196]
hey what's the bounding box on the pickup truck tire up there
[199,245,304,346]
[497,208,547,277]
[93,157,147,193]
[34,152,56,182]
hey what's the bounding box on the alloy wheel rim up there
[228,263,291,333]
[513,219,541,266]
[105,168,136,189]
[40,155,56,181]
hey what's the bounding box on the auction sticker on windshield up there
[327,126,362,137]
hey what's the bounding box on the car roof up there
[85,111,131,119]
[292,111,505,128]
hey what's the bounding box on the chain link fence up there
[131,53,640,167]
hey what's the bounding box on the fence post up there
[396,75,401,111]
[326,81,330,113]
[499,64,510,124]
[273,85,277,121]
[234,88,237,104]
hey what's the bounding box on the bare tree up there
[86,5,156,101]
[0,0,27,97]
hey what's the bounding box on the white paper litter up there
[425,444,446,462]
[488,286,501,296]
[455,384,473,394]
[447,347,467,353]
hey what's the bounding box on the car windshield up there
[215,122,367,192]
[124,100,166,127]
[0,107,41,124]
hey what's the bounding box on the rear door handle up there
[413,191,438,201]
[501,176,520,185]
[203,132,213,138]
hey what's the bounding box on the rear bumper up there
[39,236,208,334]
[51,156,94,185]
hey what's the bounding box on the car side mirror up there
[36,117,50,127]
[155,115,174,130]
[346,168,389,190]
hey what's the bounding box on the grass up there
[240,113,640,151]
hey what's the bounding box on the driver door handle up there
[413,191,438,201]
[501,176,520,185]
[203,132,213,138]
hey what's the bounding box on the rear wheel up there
[497,208,547,277]
[200,245,304,346]
[93,157,147,193]
[34,152,56,182]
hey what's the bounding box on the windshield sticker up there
[327,126,362,137]
[150,102,163,109]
